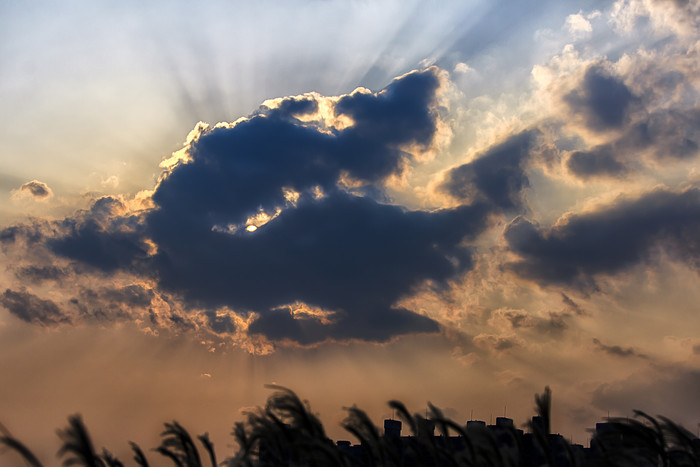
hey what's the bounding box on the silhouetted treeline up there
[1,385,699,466]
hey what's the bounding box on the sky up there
[2,0,700,462]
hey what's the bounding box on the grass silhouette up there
[1,386,698,466]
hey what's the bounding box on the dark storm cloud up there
[504,187,700,289]
[151,191,489,343]
[564,66,637,131]
[48,197,149,273]
[441,130,537,211]
[0,288,69,326]
[247,307,334,345]
[151,69,441,230]
[18,180,52,199]
[247,304,441,345]
[592,338,648,359]
[47,69,495,344]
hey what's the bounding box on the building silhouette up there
[334,414,694,467]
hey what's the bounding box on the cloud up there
[144,68,492,343]
[564,11,595,39]
[247,307,340,345]
[14,265,68,283]
[99,284,154,308]
[204,310,236,335]
[151,68,442,231]
[67,285,155,324]
[453,62,472,74]
[610,0,700,37]
[592,338,648,359]
[537,312,568,335]
[563,65,637,132]
[640,108,700,160]
[565,144,630,179]
[473,333,521,352]
[12,180,53,201]
[537,41,700,180]
[591,365,700,428]
[0,223,47,250]
[101,175,119,189]
[149,191,490,343]
[489,308,568,337]
[561,293,586,316]
[497,309,531,329]
[30,68,500,345]
[440,130,538,211]
[565,108,700,178]
[504,187,700,290]
[0,288,70,326]
[48,197,150,273]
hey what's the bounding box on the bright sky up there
[2,0,700,463]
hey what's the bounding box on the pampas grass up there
[1,387,698,466]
